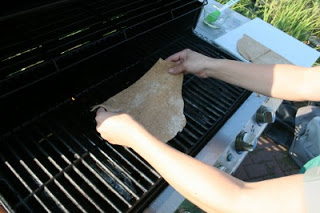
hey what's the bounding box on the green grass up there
[216,0,320,43]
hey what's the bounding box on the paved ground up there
[176,123,301,213]
[233,134,300,182]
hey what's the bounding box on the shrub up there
[215,0,320,42]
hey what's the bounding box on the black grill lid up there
[0,0,209,136]
[0,0,205,99]
[0,1,251,212]
[1,0,74,19]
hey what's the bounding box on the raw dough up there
[92,58,186,143]
[237,34,293,64]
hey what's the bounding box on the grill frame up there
[0,0,252,212]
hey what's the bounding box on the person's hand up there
[95,107,148,147]
[166,49,211,78]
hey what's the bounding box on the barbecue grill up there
[0,0,280,212]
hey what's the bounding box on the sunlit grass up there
[216,0,320,42]
[216,0,320,66]
[262,0,320,42]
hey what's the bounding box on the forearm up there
[95,109,307,212]
[132,132,245,212]
[241,175,306,213]
[204,59,320,101]
[132,132,307,213]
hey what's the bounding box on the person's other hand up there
[166,49,211,78]
[95,107,148,147]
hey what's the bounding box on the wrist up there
[195,56,214,78]
[201,57,216,78]
[204,58,227,78]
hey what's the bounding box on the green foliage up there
[215,0,320,42]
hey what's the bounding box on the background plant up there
[215,0,320,43]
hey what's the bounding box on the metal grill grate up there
[1,75,247,212]
[1,118,161,212]
[1,1,250,211]
[0,33,249,211]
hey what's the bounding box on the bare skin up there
[95,49,320,212]
[167,49,320,101]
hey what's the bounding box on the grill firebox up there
[1,0,250,212]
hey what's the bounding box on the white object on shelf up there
[214,18,320,67]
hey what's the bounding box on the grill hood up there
[0,1,250,212]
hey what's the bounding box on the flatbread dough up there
[92,58,186,143]
[237,34,293,64]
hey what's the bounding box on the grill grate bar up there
[42,140,105,212]
[4,162,50,212]
[27,133,89,213]
[171,138,190,152]
[215,79,244,94]
[0,179,28,212]
[179,128,198,143]
[184,119,205,136]
[207,79,244,99]
[70,161,123,212]
[184,90,224,118]
[189,81,231,110]
[88,153,140,200]
[176,133,196,147]
[61,120,151,192]
[0,165,33,212]
[184,98,217,126]
[188,81,230,111]
[79,156,132,209]
[54,123,142,200]
[47,124,130,211]
[100,137,156,186]
[19,141,88,213]
[9,140,70,213]
[96,147,148,192]
[8,141,68,212]
[32,125,106,212]
[200,80,237,103]
[184,108,210,129]
[3,156,50,212]
[71,118,157,186]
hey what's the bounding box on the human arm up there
[95,108,307,213]
[166,49,320,102]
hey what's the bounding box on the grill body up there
[0,1,252,212]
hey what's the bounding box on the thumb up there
[95,107,109,124]
[168,64,186,75]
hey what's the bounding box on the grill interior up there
[1,0,250,212]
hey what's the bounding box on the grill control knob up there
[215,164,227,172]
[235,131,257,152]
[256,106,276,124]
